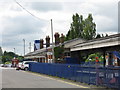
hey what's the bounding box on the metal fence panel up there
[29,63,120,89]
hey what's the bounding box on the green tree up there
[0,47,3,63]
[54,46,64,61]
[2,51,23,64]
[70,29,75,39]
[18,56,24,61]
[65,13,84,41]
[72,14,83,38]
[82,14,96,40]
[65,30,71,41]
[65,13,96,41]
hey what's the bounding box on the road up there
[1,67,90,89]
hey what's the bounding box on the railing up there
[29,62,120,89]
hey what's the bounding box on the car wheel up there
[24,67,28,71]
[16,68,19,70]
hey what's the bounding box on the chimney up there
[46,36,50,47]
[40,39,44,49]
[54,32,60,45]
[60,33,65,43]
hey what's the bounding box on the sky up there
[0,0,119,56]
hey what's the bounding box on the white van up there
[16,62,22,70]
[21,61,37,71]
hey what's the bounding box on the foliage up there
[0,56,2,64]
[85,53,104,62]
[54,45,64,61]
[5,61,11,64]
[18,56,24,61]
[65,13,96,41]
[2,51,24,64]
[82,14,96,40]
[0,47,3,63]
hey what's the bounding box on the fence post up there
[118,68,120,89]
[96,63,99,86]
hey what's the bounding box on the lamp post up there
[23,39,25,56]
[13,48,15,54]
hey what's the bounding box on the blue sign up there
[34,40,40,51]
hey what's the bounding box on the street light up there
[23,39,25,56]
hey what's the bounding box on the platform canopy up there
[71,33,120,51]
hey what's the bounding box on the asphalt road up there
[1,67,90,89]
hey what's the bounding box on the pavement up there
[0,67,2,90]
[1,67,109,89]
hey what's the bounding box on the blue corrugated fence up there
[29,62,120,89]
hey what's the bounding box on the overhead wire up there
[14,0,43,21]
[14,0,53,42]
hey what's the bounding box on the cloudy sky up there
[0,0,119,55]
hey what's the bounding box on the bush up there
[5,61,11,64]
[85,53,103,62]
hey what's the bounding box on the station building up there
[24,33,120,66]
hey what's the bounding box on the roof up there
[24,46,54,57]
[71,33,120,51]
[25,33,120,56]
[64,37,86,44]
[63,38,86,48]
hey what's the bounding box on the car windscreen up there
[24,62,36,64]
[24,62,30,64]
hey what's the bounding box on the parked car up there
[21,61,37,71]
[1,64,12,67]
[6,64,12,67]
[2,64,7,67]
[16,62,22,70]
[0,64,4,67]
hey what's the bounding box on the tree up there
[70,28,75,39]
[65,13,84,41]
[65,30,71,41]
[65,13,96,41]
[0,47,3,63]
[2,51,23,64]
[82,14,96,40]
[54,46,64,61]
[72,14,83,38]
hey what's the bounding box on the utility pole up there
[23,39,25,56]
[51,19,55,63]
